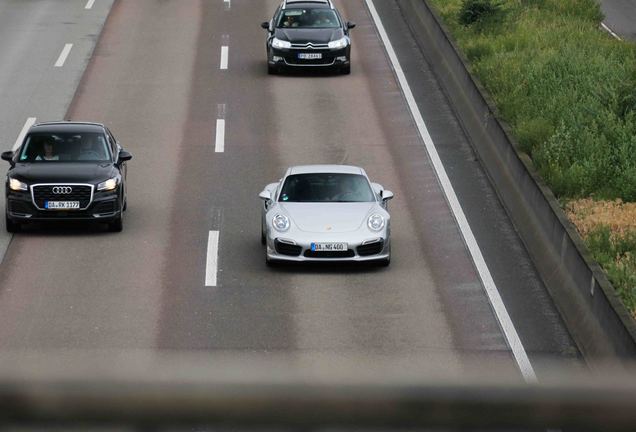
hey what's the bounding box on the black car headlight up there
[8,178,28,192]
[97,177,118,192]
[328,37,349,49]
[272,38,292,49]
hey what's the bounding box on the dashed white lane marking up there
[13,117,36,151]
[205,231,220,287]
[365,0,537,384]
[54,43,73,67]
[85,0,96,10]
[601,22,622,41]
[223,0,231,10]
[220,45,229,70]
[215,119,225,153]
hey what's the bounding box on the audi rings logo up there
[52,186,73,194]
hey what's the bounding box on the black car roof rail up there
[282,0,334,10]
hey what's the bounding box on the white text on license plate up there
[299,53,322,60]
[311,242,347,252]
[45,201,80,210]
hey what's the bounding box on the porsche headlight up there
[8,178,27,192]
[328,37,349,49]
[272,38,292,49]
[367,213,385,231]
[97,177,118,191]
[272,214,290,232]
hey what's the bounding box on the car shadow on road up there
[251,60,348,78]
[266,259,388,274]
[12,221,115,236]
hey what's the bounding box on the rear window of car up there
[276,8,340,28]
[279,173,375,203]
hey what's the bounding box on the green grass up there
[427,0,636,315]
[429,0,636,201]
[586,227,636,317]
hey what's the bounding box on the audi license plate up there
[311,242,348,252]
[298,53,322,60]
[45,201,80,210]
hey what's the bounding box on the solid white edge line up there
[365,0,537,383]
[13,117,37,151]
[54,43,73,67]
[215,119,225,153]
[601,22,622,41]
[220,46,229,70]
[85,0,96,10]
[205,231,220,287]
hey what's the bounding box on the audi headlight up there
[97,178,118,191]
[8,178,27,192]
[272,214,290,232]
[328,37,349,49]
[272,38,292,49]
[367,214,385,231]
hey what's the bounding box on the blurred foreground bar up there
[0,351,635,430]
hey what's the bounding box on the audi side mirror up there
[347,21,356,29]
[261,21,270,30]
[1,151,14,162]
[118,151,132,163]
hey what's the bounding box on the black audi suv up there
[2,121,132,232]
[261,0,355,74]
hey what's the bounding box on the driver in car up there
[35,139,59,161]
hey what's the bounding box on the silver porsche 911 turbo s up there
[259,165,393,266]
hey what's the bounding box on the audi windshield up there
[18,132,112,163]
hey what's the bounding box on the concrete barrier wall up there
[393,0,636,358]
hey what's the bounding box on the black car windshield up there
[279,173,375,203]
[18,132,111,163]
[276,9,340,29]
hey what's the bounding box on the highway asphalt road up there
[0,0,579,381]
[600,0,636,40]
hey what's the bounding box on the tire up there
[261,228,266,245]
[5,215,20,233]
[268,64,277,75]
[108,215,123,232]
[341,64,351,75]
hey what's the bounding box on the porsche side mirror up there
[382,190,394,201]
[259,190,272,200]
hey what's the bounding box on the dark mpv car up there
[2,121,132,232]
[261,0,355,74]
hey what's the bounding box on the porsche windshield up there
[276,9,341,29]
[18,132,111,163]
[279,173,375,203]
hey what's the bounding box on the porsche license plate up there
[298,53,322,60]
[311,242,347,252]
[45,201,80,210]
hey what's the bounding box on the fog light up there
[272,56,284,62]
[336,56,348,62]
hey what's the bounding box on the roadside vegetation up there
[427,0,636,317]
